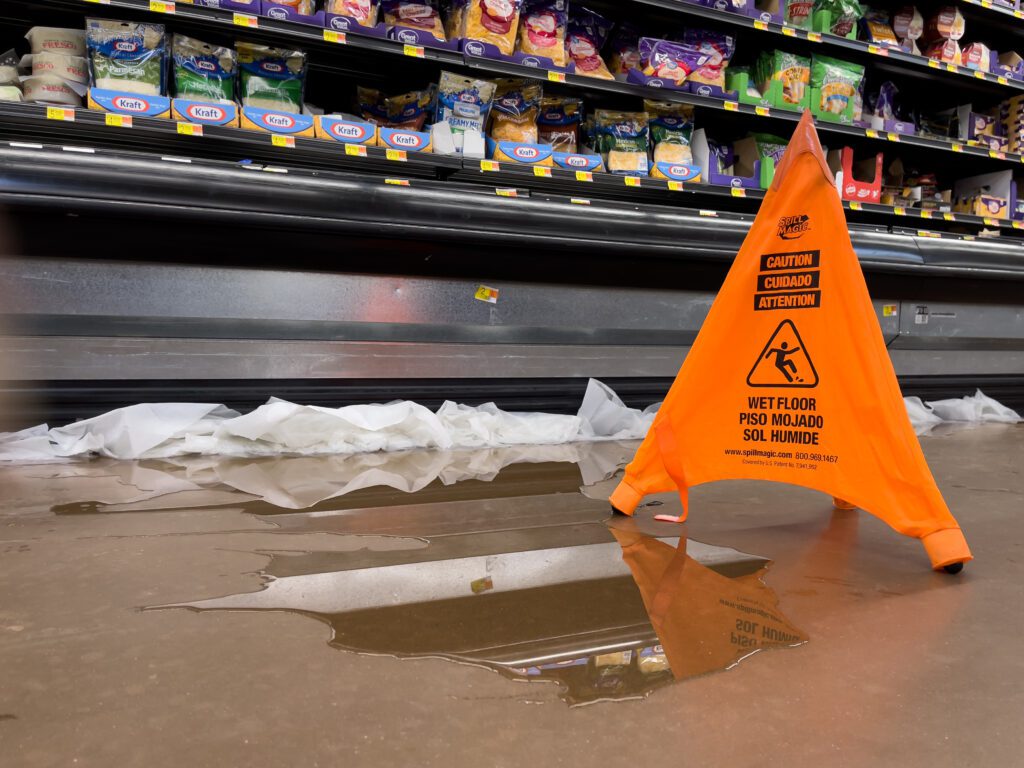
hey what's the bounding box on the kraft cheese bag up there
[489,78,542,143]
[173,35,236,103]
[435,71,497,135]
[86,18,167,96]
[238,42,306,113]
[646,100,695,165]
[537,95,582,152]
[596,110,650,176]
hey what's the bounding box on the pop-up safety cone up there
[610,111,972,572]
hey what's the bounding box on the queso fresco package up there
[86,18,167,96]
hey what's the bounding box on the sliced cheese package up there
[489,78,542,142]
[465,0,523,56]
[517,0,567,67]
[537,95,582,152]
[811,54,864,117]
[326,0,380,25]
[383,0,447,41]
[238,42,306,113]
[595,109,650,176]
[645,100,695,165]
[567,6,613,80]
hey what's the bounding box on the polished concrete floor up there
[0,425,1021,767]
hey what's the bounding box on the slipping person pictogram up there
[609,110,972,574]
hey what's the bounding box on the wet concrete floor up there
[0,425,1021,766]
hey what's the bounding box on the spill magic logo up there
[777,214,811,240]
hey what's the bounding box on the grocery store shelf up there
[634,0,1024,94]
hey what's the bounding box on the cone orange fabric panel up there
[610,111,972,570]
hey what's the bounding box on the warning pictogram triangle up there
[747,320,818,388]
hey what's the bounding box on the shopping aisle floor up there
[0,424,1020,767]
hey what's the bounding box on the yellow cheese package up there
[489,78,542,143]
[645,100,695,165]
[595,110,650,176]
[567,6,613,80]
[465,0,523,57]
[383,0,446,41]
[811,55,864,117]
[537,95,582,152]
[516,0,567,68]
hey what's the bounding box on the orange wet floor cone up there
[611,111,972,573]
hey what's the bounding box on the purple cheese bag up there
[638,38,709,85]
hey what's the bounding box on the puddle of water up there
[22,441,808,706]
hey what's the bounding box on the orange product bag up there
[465,0,523,56]
[609,111,972,572]
[516,0,567,67]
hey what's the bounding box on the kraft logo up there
[566,155,588,167]
[668,164,691,176]
[777,214,811,239]
[458,92,477,103]
[390,132,424,148]
[196,60,216,72]
[115,41,139,52]
[187,104,226,121]
[398,30,419,44]
[513,146,540,160]
[330,123,368,140]
[262,113,296,130]
[696,85,712,96]
[112,96,149,113]
[262,62,284,73]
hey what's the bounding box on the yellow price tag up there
[475,285,499,303]
[952,143,963,152]
[233,13,258,27]
[887,132,901,142]
[865,129,879,138]
[480,159,500,172]
[849,201,863,211]
[990,150,1006,159]
[176,121,202,136]
[944,213,955,221]
[921,210,933,219]
[731,187,746,198]
[668,181,684,191]
[575,171,594,182]
[495,188,518,198]
[547,71,566,83]
[46,106,74,121]
[723,101,739,112]
[755,106,770,117]
[974,70,986,79]
[386,148,408,162]
[105,113,132,128]
[385,178,410,186]
[149,0,175,12]
[570,198,591,205]
[83,0,112,3]
[1014,221,1024,229]
[344,143,367,157]
[533,166,552,178]
[624,176,641,187]
[894,206,906,215]
[403,44,425,58]
[1016,9,1024,17]
[917,230,941,238]
[982,0,993,7]
[754,20,769,30]
[984,217,999,226]
[807,32,822,42]
[868,44,888,56]
[271,134,295,148]
[323,29,347,43]
[782,26,796,36]
[928,59,941,69]
[946,63,957,73]
[999,76,1009,85]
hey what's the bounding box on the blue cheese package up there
[434,71,497,134]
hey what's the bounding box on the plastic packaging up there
[25,27,86,57]
[753,133,789,167]
[173,35,236,103]
[567,7,613,80]
[435,71,497,134]
[785,0,814,28]
[608,23,641,79]
[445,0,469,38]
[0,85,22,102]
[861,8,898,46]
[537,95,582,152]
[86,19,167,96]
[237,42,306,112]
[517,0,567,67]
[358,86,434,128]
[814,0,864,36]
[22,75,84,105]
[489,78,542,143]
[811,55,864,116]
[465,0,523,56]
[327,0,380,25]
[682,30,734,89]
[892,5,923,39]
[646,100,695,165]
[755,50,809,106]
[19,52,89,85]
[638,38,707,86]
[595,110,650,175]
[384,0,447,40]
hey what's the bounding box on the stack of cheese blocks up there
[999,95,1024,155]
[18,27,88,108]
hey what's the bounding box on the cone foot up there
[610,505,628,516]
[943,562,965,575]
